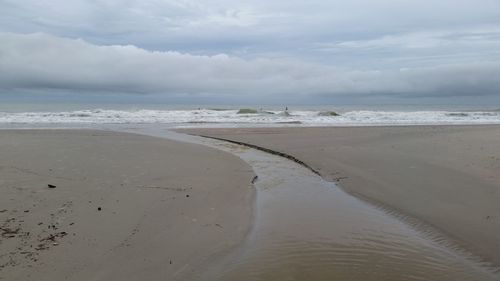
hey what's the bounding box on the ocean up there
[0,102,499,127]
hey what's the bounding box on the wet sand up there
[166,131,498,281]
[0,129,255,281]
[181,125,500,266]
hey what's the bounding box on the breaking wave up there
[1,109,500,126]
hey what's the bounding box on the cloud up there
[1,32,499,102]
[2,0,500,55]
[316,26,500,53]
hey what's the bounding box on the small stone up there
[48,184,56,189]
[97,207,102,211]
[186,194,190,198]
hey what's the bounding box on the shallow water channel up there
[113,125,499,281]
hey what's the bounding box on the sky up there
[1,0,500,105]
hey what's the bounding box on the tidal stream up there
[114,125,499,281]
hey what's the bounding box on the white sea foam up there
[1,109,500,126]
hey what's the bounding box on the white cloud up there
[325,27,500,50]
[3,0,500,51]
[1,32,499,101]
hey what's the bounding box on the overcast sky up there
[1,0,500,104]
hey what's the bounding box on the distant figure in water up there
[283,106,291,116]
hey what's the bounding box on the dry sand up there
[181,125,500,266]
[0,129,255,281]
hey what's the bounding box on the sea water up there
[0,103,500,127]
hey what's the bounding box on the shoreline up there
[0,129,256,280]
[180,125,500,267]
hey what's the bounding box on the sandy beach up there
[2,126,499,281]
[182,125,500,266]
[0,129,255,281]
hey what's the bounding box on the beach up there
[0,129,255,281]
[2,125,500,280]
[182,125,500,266]
[2,0,500,278]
